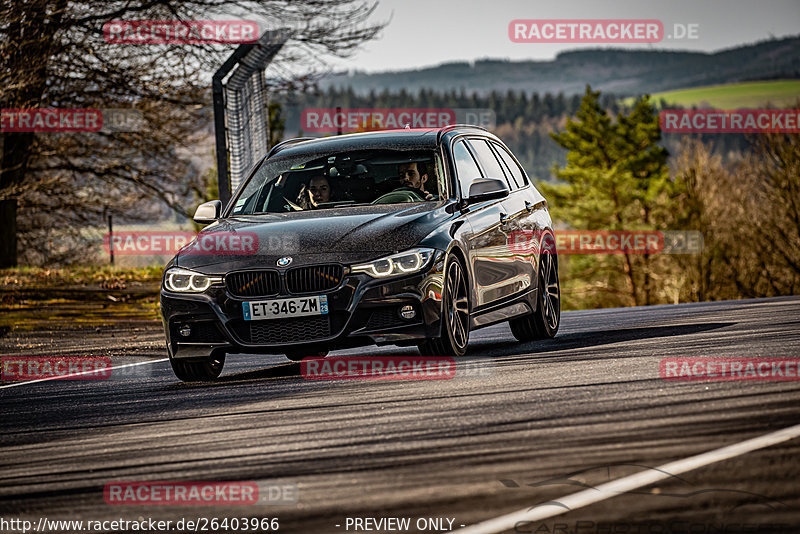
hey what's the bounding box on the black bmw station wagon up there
[160,126,560,381]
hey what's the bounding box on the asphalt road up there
[1,297,799,533]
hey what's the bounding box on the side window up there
[469,138,514,190]
[435,152,448,198]
[492,142,529,187]
[489,144,519,189]
[452,140,483,198]
[231,167,271,215]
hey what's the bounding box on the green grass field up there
[646,80,800,108]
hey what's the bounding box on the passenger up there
[297,175,332,209]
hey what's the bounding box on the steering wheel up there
[371,187,425,205]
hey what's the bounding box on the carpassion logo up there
[277,257,292,267]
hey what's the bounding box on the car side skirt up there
[469,287,538,330]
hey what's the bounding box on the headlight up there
[352,248,434,279]
[163,267,222,293]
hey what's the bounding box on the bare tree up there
[671,132,800,302]
[0,0,385,266]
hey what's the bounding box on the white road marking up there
[454,422,800,534]
[0,358,169,390]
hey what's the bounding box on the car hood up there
[175,202,451,272]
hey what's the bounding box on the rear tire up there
[510,245,560,341]
[169,350,226,382]
[418,256,470,357]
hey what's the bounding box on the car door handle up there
[524,201,534,212]
[499,212,510,226]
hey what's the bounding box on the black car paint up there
[160,126,554,360]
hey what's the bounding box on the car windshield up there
[229,149,444,216]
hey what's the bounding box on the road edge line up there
[454,422,800,534]
[0,358,169,390]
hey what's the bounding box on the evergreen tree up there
[540,85,672,306]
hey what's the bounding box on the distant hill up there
[319,36,800,96]
[645,80,800,108]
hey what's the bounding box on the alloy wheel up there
[447,260,469,350]
[540,251,560,331]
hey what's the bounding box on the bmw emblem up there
[277,256,293,267]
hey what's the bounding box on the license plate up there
[243,295,328,321]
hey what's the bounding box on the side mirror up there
[466,178,510,204]
[193,200,221,224]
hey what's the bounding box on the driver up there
[397,162,435,200]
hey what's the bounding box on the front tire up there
[418,256,470,357]
[510,246,560,341]
[169,350,226,382]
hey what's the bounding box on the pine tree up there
[540,85,672,306]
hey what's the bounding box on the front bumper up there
[160,251,446,359]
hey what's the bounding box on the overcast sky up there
[327,0,800,73]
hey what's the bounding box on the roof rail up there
[266,137,315,158]
[436,124,491,143]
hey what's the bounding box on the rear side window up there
[489,144,519,189]
[492,142,529,187]
[468,139,513,190]
[452,140,483,197]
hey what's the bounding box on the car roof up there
[269,125,493,159]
